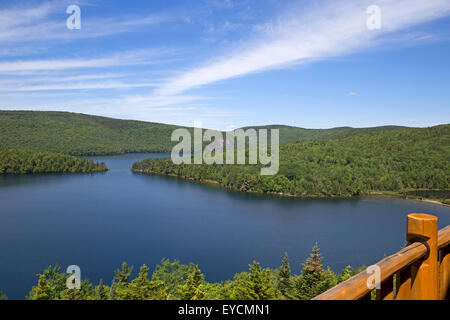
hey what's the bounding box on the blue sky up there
[0,0,449,130]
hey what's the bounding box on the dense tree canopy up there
[243,124,407,145]
[0,148,107,174]
[0,111,189,155]
[133,125,450,201]
[22,245,365,300]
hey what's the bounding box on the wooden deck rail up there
[313,213,450,300]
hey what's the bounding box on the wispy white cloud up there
[0,50,172,73]
[118,94,210,108]
[0,81,157,92]
[0,46,48,58]
[0,2,55,30]
[25,73,128,82]
[155,0,450,96]
[0,1,176,43]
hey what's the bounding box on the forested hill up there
[0,148,107,174]
[1,110,409,156]
[0,111,189,155]
[243,125,408,144]
[132,125,450,201]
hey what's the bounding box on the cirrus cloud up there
[155,0,450,96]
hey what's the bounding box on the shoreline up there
[79,151,171,157]
[369,192,450,207]
[132,169,450,207]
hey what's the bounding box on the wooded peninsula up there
[0,148,107,174]
[132,125,450,204]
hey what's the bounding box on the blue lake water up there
[0,153,449,299]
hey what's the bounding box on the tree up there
[117,264,167,300]
[231,261,280,300]
[28,274,53,300]
[61,279,94,300]
[277,252,294,299]
[303,242,323,273]
[178,265,206,300]
[294,243,337,300]
[337,265,366,283]
[0,290,7,300]
[96,279,108,300]
[61,288,83,300]
[152,259,195,298]
[109,282,117,300]
[114,262,133,285]
[27,265,70,300]
[337,265,353,283]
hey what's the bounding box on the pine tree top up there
[303,242,324,274]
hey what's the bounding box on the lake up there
[1,153,449,299]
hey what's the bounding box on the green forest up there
[132,125,450,202]
[0,148,107,174]
[18,244,365,300]
[0,111,188,155]
[0,111,407,155]
[243,124,407,144]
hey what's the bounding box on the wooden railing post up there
[407,213,439,300]
[395,268,411,299]
[440,245,450,299]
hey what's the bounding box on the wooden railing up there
[313,213,450,300]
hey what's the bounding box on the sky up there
[0,0,449,130]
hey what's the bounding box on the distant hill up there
[241,125,409,144]
[0,110,413,156]
[0,111,190,155]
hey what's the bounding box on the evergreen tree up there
[61,279,94,300]
[178,265,206,300]
[277,252,294,299]
[337,265,353,283]
[152,259,195,298]
[118,264,167,300]
[232,261,280,300]
[27,265,68,300]
[96,279,108,300]
[294,243,337,300]
[114,262,133,284]
[109,281,117,300]
[304,242,322,273]
[29,274,53,300]
[61,288,83,300]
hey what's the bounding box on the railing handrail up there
[312,241,427,300]
[313,217,450,300]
